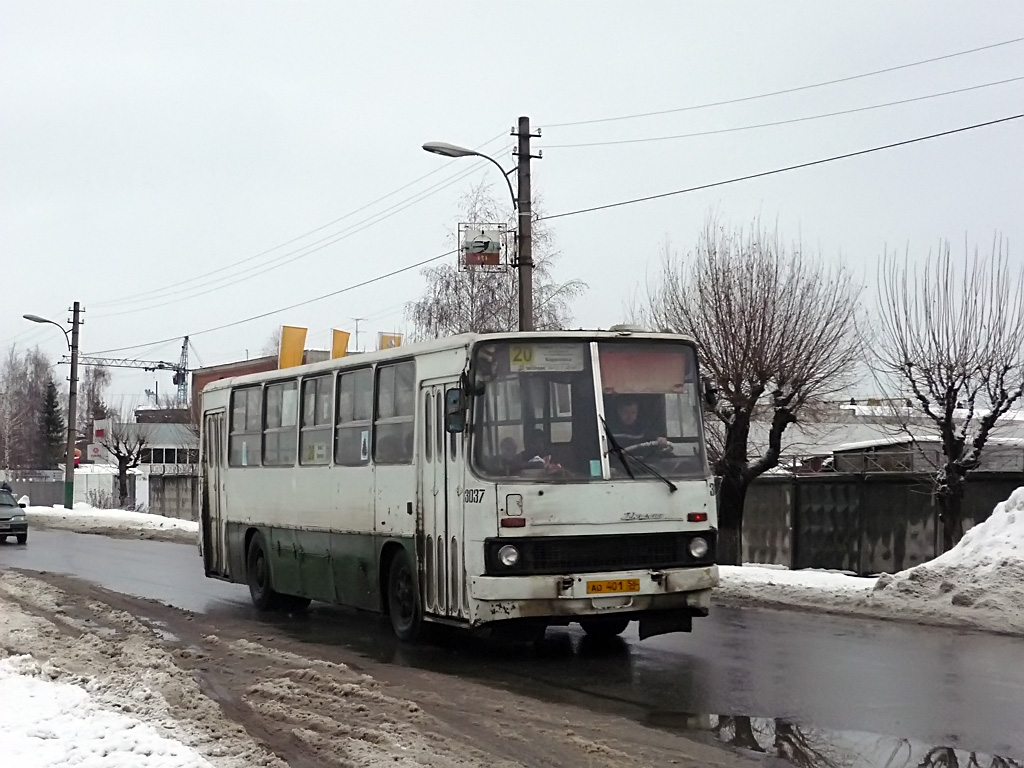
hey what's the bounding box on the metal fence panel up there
[741,482,792,567]
[744,471,1024,575]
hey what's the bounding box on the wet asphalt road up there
[3,529,1023,763]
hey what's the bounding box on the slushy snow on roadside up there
[0,655,211,767]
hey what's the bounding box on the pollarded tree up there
[638,218,863,564]
[873,238,1024,551]
[407,181,586,338]
[96,407,149,508]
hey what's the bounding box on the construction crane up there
[63,337,191,407]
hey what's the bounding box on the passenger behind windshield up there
[604,395,672,459]
[497,430,567,475]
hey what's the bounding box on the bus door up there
[201,410,227,577]
[420,381,467,620]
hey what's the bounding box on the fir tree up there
[38,379,65,468]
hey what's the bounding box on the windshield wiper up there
[624,448,678,493]
[601,417,635,480]
[600,418,677,492]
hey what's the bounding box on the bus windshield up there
[471,340,705,481]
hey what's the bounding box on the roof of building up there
[118,422,197,447]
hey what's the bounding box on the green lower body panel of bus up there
[225,522,413,613]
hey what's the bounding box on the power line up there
[543,76,1024,148]
[538,113,1024,222]
[88,112,1023,356]
[545,36,1024,128]
[89,131,508,309]
[91,156,500,318]
[87,248,458,355]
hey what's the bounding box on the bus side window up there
[229,387,262,467]
[336,368,372,465]
[300,375,332,466]
[374,361,415,464]
[263,380,298,466]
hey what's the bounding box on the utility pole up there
[514,116,541,332]
[353,318,366,352]
[65,301,81,510]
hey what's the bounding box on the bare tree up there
[407,181,586,338]
[79,365,112,443]
[872,238,1024,551]
[0,345,52,468]
[261,327,281,357]
[637,219,862,564]
[97,407,149,508]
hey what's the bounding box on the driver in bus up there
[607,395,671,458]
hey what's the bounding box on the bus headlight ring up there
[498,545,520,567]
[688,537,709,559]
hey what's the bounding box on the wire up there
[90,156,500,318]
[89,131,509,309]
[89,113,1024,355]
[538,113,1024,222]
[543,76,1024,148]
[545,36,1024,128]
[87,248,458,354]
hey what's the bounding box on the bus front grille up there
[484,532,715,576]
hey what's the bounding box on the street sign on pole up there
[459,223,508,272]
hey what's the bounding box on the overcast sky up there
[2,1,1023,405]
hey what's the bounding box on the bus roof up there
[200,329,697,394]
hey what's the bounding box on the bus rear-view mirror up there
[445,388,466,433]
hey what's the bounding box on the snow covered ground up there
[0,572,282,768]
[0,655,214,767]
[24,502,198,543]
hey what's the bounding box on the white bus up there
[199,329,719,641]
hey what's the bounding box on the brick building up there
[190,350,331,422]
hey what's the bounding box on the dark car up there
[0,489,28,544]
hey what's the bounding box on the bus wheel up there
[246,532,280,611]
[580,617,630,639]
[387,549,422,641]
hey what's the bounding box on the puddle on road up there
[645,711,1022,768]
[138,617,180,643]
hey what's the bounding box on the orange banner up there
[331,329,350,359]
[278,325,307,369]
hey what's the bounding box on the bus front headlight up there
[688,537,709,559]
[498,545,520,567]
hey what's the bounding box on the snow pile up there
[26,503,198,542]
[716,564,876,622]
[0,654,212,767]
[870,487,1024,633]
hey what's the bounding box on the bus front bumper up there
[468,564,718,624]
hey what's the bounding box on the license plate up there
[586,578,640,595]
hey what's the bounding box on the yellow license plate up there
[586,578,640,595]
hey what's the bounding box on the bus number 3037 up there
[463,488,486,503]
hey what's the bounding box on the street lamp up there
[422,141,517,212]
[23,303,81,509]
[423,123,537,331]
